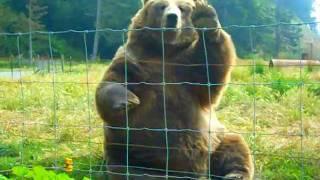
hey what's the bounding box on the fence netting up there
[0,22,320,179]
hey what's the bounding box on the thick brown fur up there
[96,0,253,179]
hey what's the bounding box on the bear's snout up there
[162,4,181,29]
[166,14,178,28]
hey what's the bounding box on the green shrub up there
[11,166,73,180]
[250,62,266,75]
[245,85,274,101]
[0,166,89,180]
[263,70,301,97]
[308,84,320,96]
[0,174,8,180]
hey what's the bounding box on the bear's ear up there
[141,0,149,6]
[193,0,208,4]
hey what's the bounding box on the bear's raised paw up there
[192,4,220,29]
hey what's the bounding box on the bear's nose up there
[166,14,178,28]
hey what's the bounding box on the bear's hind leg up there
[210,134,254,180]
[107,166,165,180]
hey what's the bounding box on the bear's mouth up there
[166,22,177,29]
[162,31,179,45]
[166,22,178,29]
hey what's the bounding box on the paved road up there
[0,71,32,80]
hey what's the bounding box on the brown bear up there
[96,0,254,179]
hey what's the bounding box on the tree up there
[0,0,317,59]
[91,0,102,60]
[98,0,140,58]
[0,3,30,56]
[275,0,281,57]
[26,0,47,62]
[285,0,314,21]
[210,0,309,58]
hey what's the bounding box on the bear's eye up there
[179,5,189,13]
[179,6,185,12]
[158,4,167,11]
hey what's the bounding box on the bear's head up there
[133,0,208,45]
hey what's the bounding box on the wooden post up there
[10,56,14,79]
[310,42,313,60]
[47,57,50,73]
[69,56,72,72]
[61,54,65,73]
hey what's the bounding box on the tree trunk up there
[29,0,33,63]
[275,0,281,58]
[91,0,102,60]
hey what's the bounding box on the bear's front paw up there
[100,83,140,112]
[192,4,222,43]
[112,95,140,111]
[192,4,220,29]
[225,173,243,179]
[224,171,251,180]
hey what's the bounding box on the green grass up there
[219,62,320,179]
[0,60,320,179]
[0,61,106,179]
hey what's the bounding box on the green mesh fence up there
[0,21,320,179]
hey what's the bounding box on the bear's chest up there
[124,59,211,130]
[134,59,207,84]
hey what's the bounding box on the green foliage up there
[11,166,72,180]
[0,175,8,180]
[250,61,266,75]
[263,69,305,97]
[308,84,320,96]
[261,154,317,180]
[0,144,19,157]
[50,37,84,59]
[0,166,89,180]
[270,77,297,96]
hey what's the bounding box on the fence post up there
[37,55,40,72]
[54,58,57,73]
[10,55,14,79]
[61,54,65,73]
[69,56,72,72]
[47,58,51,73]
[32,55,36,73]
[18,54,21,69]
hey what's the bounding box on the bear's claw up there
[224,172,248,180]
[112,95,140,111]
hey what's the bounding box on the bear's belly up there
[107,130,211,176]
[106,85,221,175]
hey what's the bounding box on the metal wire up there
[201,29,213,179]
[2,121,320,137]
[161,28,170,180]
[17,34,26,168]
[83,31,94,178]
[0,21,319,36]
[299,45,305,180]
[122,29,131,180]
[3,80,319,86]
[250,25,257,177]
[48,32,59,172]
